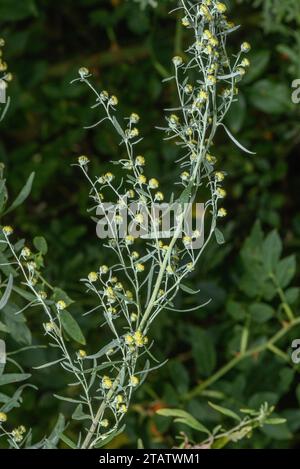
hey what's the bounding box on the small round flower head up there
[125,290,133,300]
[135,213,144,224]
[218,207,227,217]
[88,271,98,283]
[241,42,251,53]
[135,155,145,166]
[183,236,192,247]
[100,90,109,101]
[207,75,217,86]
[166,265,175,275]
[78,67,89,78]
[135,263,145,273]
[138,174,147,185]
[237,67,246,77]
[181,16,190,27]
[186,262,194,272]
[114,214,123,225]
[169,114,179,126]
[0,38,5,47]
[154,191,164,201]
[21,247,31,258]
[116,394,123,404]
[12,426,26,442]
[105,172,114,182]
[99,265,109,275]
[78,155,89,166]
[107,306,117,315]
[198,90,208,103]
[216,188,226,198]
[38,290,47,301]
[2,225,13,236]
[216,2,227,13]
[78,349,87,359]
[0,412,7,423]
[130,312,138,322]
[131,251,140,260]
[109,95,118,106]
[125,235,135,245]
[184,84,193,94]
[0,61,8,72]
[125,334,134,345]
[180,171,190,182]
[206,154,217,164]
[119,404,127,414]
[130,376,139,387]
[215,171,225,182]
[127,189,135,198]
[128,127,139,139]
[100,419,109,428]
[172,56,183,67]
[130,113,140,124]
[56,300,67,311]
[241,58,250,68]
[102,375,113,390]
[44,322,55,333]
[148,178,159,189]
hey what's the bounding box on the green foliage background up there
[1,0,300,448]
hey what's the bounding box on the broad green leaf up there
[208,402,241,421]
[275,255,296,288]
[4,172,35,215]
[262,230,282,273]
[249,80,291,115]
[189,327,216,377]
[33,236,48,255]
[243,50,271,84]
[60,310,86,345]
[248,303,274,323]
[0,0,37,21]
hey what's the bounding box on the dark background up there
[1,0,300,449]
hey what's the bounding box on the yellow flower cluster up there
[125,330,148,348]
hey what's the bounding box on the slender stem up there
[185,317,300,400]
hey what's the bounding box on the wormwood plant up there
[1,1,256,449]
